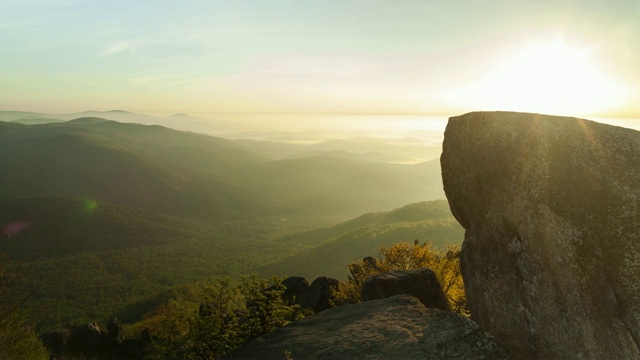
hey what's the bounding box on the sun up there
[452,39,630,116]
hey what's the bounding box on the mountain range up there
[0,112,452,330]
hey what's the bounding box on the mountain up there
[0,198,459,330]
[1,118,445,219]
[0,109,231,135]
[0,117,448,330]
[282,150,410,163]
[258,200,464,279]
[0,111,51,122]
[0,196,214,328]
[0,196,329,330]
[242,156,443,217]
[163,113,233,134]
[0,196,203,259]
[0,121,265,220]
[236,136,443,163]
[307,137,442,162]
[10,117,68,125]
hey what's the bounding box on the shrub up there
[332,241,468,315]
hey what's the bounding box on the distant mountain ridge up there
[0,118,443,218]
[1,109,229,135]
[0,120,265,220]
[2,110,444,163]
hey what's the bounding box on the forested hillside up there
[258,200,464,279]
[0,118,448,332]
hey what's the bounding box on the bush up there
[332,241,468,315]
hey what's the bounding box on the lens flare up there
[2,222,34,237]
[84,199,98,213]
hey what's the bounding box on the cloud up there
[130,74,199,90]
[104,41,133,55]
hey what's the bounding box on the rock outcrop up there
[361,268,450,311]
[281,276,310,305]
[441,112,640,359]
[280,276,340,313]
[302,276,340,312]
[227,295,506,360]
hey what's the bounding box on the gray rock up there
[227,295,506,360]
[281,276,310,305]
[441,111,640,359]
[361,268,450,311]
[299,276,340,313]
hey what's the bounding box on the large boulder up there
[281,276,310,305]
[227,295,506,359]
[300,276,340,313]
[441,112,640,359]
[361,268,450,311]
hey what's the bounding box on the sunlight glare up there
[453,39,631,116]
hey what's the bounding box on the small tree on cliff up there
[333,241,468,315]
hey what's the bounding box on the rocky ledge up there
[227,295,505,360]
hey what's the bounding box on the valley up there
[0,112,456,332]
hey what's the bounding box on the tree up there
[150,276,302,360]
[333,241,468,315]
[0,253,50,360]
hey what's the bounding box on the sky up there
[1,0,639,117]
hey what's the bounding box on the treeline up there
[0,238,466,359]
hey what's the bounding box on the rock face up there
[301,276,340,313]
[227,295,506,360]
[361,268,451,311]
[441,112,640,359]
[280,276,340,313]
[281,276,310,305]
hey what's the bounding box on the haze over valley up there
[0,110,453,331]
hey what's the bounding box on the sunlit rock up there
[441,111,640,359]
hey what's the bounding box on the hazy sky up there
[1,0,639,117]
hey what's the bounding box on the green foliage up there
[0,254,49,360]
[0,196,338,331]
[333,241,468,315]
[149,276,302,360]
[260,200,465,279]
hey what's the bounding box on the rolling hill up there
[0,117,449,331]
[0,118,444,219]
[0,196,334,330]
[0,122,264,220]
[258,200,464,279]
